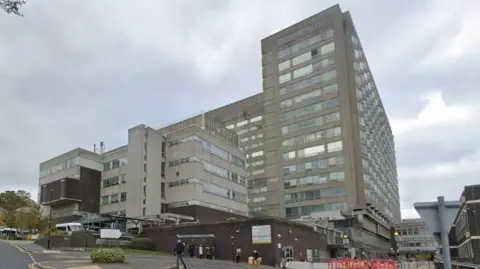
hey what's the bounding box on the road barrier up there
[328,259,398,269]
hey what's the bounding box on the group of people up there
[234,247,262,264]
[173,239,216,269]
[174,239,263,269]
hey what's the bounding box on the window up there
[112,159,120,169]
[237,120,247,127]
[293,64,313,79]
[328,141,343,152]
[279,73,291,84]
[250,160,264,167]
[277,27,334,59]
[104,162,111,171]
[281,98,339,121]
[280,84,338,109]
[283,156,344,175]
[284,179,297,189]
[250,115,263,123]
[292,51,312,66]
[279,69,338,96]
[281,112,339,134]
[283,151,296,161]
[278,60,290,72]
[251,169,264,175]
[102,195,109,205]
[103,176,120,188]
[251,150,264,158]
[283,126,341,147]
[120,192,127,202]
[320,42,335,55]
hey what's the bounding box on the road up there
[0,241,34,269]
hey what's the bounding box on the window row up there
[285,187,345,203]
[280,84,338,109]
[278,28,334,59]
[168,156,246,185]
[279,57,336,84]
[283,155,344,175]
[168,178,247,203]
[40,157,78,178]
[285,202,347,217]
[104,157,128,171]
[101,192,127,205]
[225,115,263,130]
[283,141,343,161]
[281,98,339,121]
[279,42,335,72]
[236,124,262,136]
[239,133,263,144]
[281,111,340,135]
[170,135,245,168]
[284,172,345,189]
[280,70,337,96]
[102,175,127,188]
[283,126,341,148]
[247,160,264,168]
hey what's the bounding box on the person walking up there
[174,239,187,269]
[235,247,241,263]
[198,244,204,259]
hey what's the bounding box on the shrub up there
[130,238,155,250]
[91,248,126,263]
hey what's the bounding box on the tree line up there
[0,190,48,231]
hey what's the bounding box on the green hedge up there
[91,248,126,263]
[129,238,155,250]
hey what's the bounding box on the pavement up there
[2,240,273,269]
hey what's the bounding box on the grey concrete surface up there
[39,254,273,269]
[0,241,36,269]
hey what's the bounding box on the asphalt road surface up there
[0,241,34,269]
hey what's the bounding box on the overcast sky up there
[1,0,478,219]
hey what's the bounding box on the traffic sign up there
[414,198,461,244]
[100,229,122,239]
[414,196,461,269]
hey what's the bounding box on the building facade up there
[449,184,480,264]
[37,5,399,251]
[207,4,399,254]
[394,218,438,257]
[39,115,249,231]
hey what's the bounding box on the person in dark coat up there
[174,239,187,269]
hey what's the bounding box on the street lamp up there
[392,231,401,260]
[47,189,53,250]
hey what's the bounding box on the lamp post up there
[393,231,401,260]
[47,189,53,250]
[231,236,235,262]
[342,235,350,258]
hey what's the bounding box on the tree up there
[16,203,48,231]
[0,0,26,16]
[0,190,33,227]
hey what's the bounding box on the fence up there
[328,259,397,269]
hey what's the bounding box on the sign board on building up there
[252,225,272,244]
[100,229,122,239]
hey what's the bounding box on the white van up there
[55,223,85,234]
[0,227,21,239]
